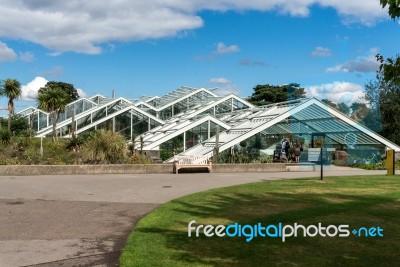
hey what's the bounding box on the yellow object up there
[386,149,395,176]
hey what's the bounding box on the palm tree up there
[0,78,22,132]
[37,86,68,142]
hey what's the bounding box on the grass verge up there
[120,175,400,267]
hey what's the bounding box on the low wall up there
[286,163,316,172]
[213,163,286,173]
[0,164,173,176]
[0,163,314,176]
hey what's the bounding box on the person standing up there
[294,141,301,162]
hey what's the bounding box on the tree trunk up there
[8,112,12,132]
[8,102,12,132]
[71,111,76,138]
[52,112,57,142]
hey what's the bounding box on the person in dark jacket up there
[294,141,301,162]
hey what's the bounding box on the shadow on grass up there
[123,177,400,267]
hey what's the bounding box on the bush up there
[129,152,153,164]
[0,129,11,144]
[82,129,127,164]
[160,149,173,161]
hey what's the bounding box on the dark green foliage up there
[321,99,337,109]
[0,115,31,136]
[377,1,400,86]
[42,81,79,103]
[0,78,22,131]
[380,0,400,19]
[160,149,173,161]
[248,83,306,106]
[0,129,11,144]
[11,115,30,135]
[350,102,370,122]
[361,74,400,145]
[37,84,70,141]
[337,102,350,115]
[66,134,88,151]
[379,80,400,145]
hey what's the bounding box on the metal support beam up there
[130,111,133,141]
[183,131,186,152]
[148,117,151,131]
[208,120,211,139]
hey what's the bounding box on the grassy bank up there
[120,175,400,267]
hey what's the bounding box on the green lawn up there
[120,175,400,267]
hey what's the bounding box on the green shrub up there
[129,152,153,164]
[82,129,127,164]
[160,149,173,161]
[0,130,11,144]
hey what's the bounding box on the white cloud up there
[0,1,385,54]
[239,59,266,66]
[209,77,232,85]
[21,76,87,100]
[215,42,240,54]
[77,88,87,98]
[305,81,365,105]
[19,51,35,62]
[326,49,380,73]
[21,77,49,100]
[42,66,64,77]
[0,41,17,62]
[311,47,332,57]
[209,77,239,95]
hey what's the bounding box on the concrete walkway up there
[0,168,390,266]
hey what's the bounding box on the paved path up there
[0,168,389,266]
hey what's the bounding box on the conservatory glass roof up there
[14,86,400,158]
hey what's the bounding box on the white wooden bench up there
[173,156,212,174]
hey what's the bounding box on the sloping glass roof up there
[14,86,399,155]
[170,98,400,161]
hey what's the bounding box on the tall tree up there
[248,83,306,106]
[37,85,69,141]
[0,78,22,132]
[377,1,400,85]
[45,81,79,103]
[350,102,370,122]
[338,102,350,115]
[321,99,338,109]
[362,79,383,133]
[377,75,400,144]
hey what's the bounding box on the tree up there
[37,81,79,141]
[380,0,400,19]
[362,74,400,144]
[362,79,383,133]
[350,102,370,122]
[376,54,400,85]
[338,102,350,115]
[248,83,306,106]
[45,81,79,103]
[0,78,22,132]
[377,76,400,144]
[321,99,338,109]
[37,86,69,142]
[377,1,400,85]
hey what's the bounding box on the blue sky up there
[0,0,399,115]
